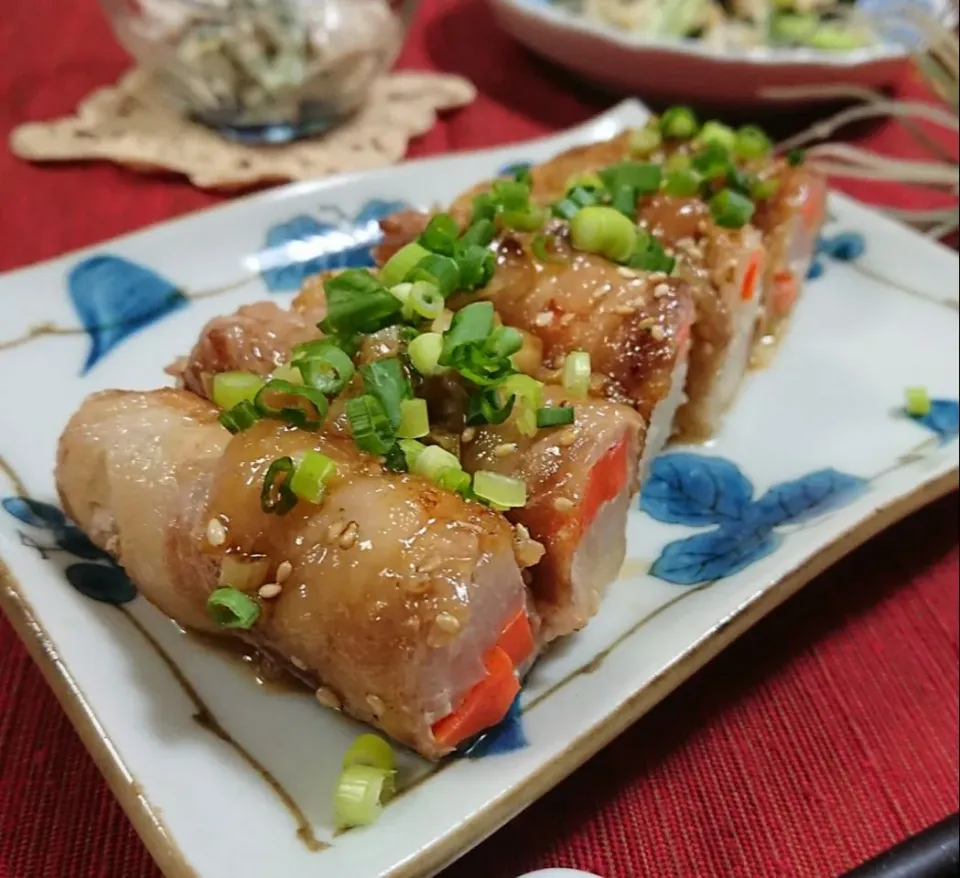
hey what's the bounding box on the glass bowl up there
[99,0,404,143]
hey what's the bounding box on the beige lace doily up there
[9,68,476,191]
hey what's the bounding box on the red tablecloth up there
[0,2,957,877]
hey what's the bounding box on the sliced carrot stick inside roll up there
[771,270,799,317]
[431,646,519,749]
[497,609,535,667]
[581,434,630,532]
[741,249,765,301]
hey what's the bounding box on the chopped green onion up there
[485,326,523,360]
[408,332,444,376]
[397,398,430,439]
[343,735,395,771]
[437,468,472,495]
[218,556,269,591]
[398,438,426,470]
[786,148,807,167]
[412,444,463,485]
[418,214,460,256]
[407,281,445,320]
[627,233,676,274]
[697,121,736,151]
[562,351,591,399]
[472,192,497,223]
[334,764,395,830]
[663,168,703,197]
[500,205,547,233]
[359,359,411,430]
[532,233,567,264]
[389,282,412,310]
[709,188,755,229]
[440,302,495,365]
[270,364,303,384]
[751,178,781,200]
[321,270,403,339]
[600,162,662,196]
[512,165,532,185]
[289,451,337,505]
[628,125,662,157]
[569,206,638,264]
[219,400,262,434]
[691,142,730,181]
[664,152,691,173]
[292,341,356,396]
[491,180,531,211]
[472,471,527,509]
[380,242,431,289]
[456,244,496,291]
[460,218,496,248]
[565,171,604,191]
[255,380,329,430]
[346,395,396,456]
[905,387,932,417]
[261,456,298,515]
[466,387,516,426]
[451,344,515,387]
[660,106,699,140]
[406,254,461,298]
[610,184,638,220]
[207,586,260,630]
[568,185,604,208]
[213,371,266,411]
[551,198,581,221]
[536,405,576,428]
[502,373,544,410]
[734,125,773,160]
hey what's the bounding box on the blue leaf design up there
[65,563,137,605]
[260,200,411,292]
[461,696,527,758]
[822,231,866,262]
[68,255,187,373]
[2,497,66,529]
[498,161,532,179]
[750,469,867,529]
[806,259,824,280]
[55,525,112,561]
[910,399,960,444]
[649,525,782,586]
[640,453,755,526]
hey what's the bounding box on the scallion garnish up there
[460,219,496,248]
[500,204,547,233]
[320,270,403,340]
[501,373,544,410]
[212,371,266,411]
[407,281,445,321]
[218,400,262,434]
[484,325,523,360]
[511,164,533,185]
[734,125,773,160]
[397,398,430,439]
[437,468,472,495]
[628,125,662,158]
[660,106,699,140]
[471,192,497,223]
[751,178,781,200]
[709,188,755,229]
[456,244,496,291]
[491,179,531,211]
[531,233,567,264]
[346,394,396,456]
[358,358,411,430]
[599,162,662,197]
[292,341,356,396]
[207,586,261,629]
[610,184,638,219]
[261,456,298,515]
[289,450,337,505]
[696,120,736,151]
[334,764,395,830]
[408,331,444,376]
[551,198,580,221]
[627,233,676,274]
[466,387,516,426]
[380,242,431,289]
[569,205,638,264]
[412,444,463,486]
[562,351,591,399]
[398,438,427,470]
[786,148,807,166]
[406,253,461,298]
[472,471,527,509]
[905,387,932,417]
[418,214,460,256]
[343,734,396,771]
[254,380,329,430]
[663,168,703,197]
[691,142,731,181]
[536,405,576,428]
[568,185,604,208]
[440,301,496,365]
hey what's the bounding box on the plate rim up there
[490,0,914,68]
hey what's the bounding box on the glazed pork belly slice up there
[461,388,645,642]
[56,389,539,759]
[173,299,645,641]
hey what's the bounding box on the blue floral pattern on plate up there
[460,695,527,758]
[641,453,867,585]
[259,199,410,292]
[2,497,136,604]
[908,399,960,444]
[807,231,866,280]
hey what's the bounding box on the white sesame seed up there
[338,521,359,550]
[653,283,671,298]
[650,325,667,341]
[315,686,341,711]
[258,583,282,599]
[557,428,578,447]
[553,497,575,512]
[417,555,442,574]
[291,656,307,671]
[366,694,386,716]
[559,313,576,326]
[403,574,432,595]
[434,612,461,634]
[494,442,519,458]
[648,272,667,283]
[614,304,637,316]
[617,266,639,279]
[461,427,476,444]
[205,518,226,547]
[326,520,347,543]
[275,561,293,583]
[534,311,555,327]
[637,317,656,331]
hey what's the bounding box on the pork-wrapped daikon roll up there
[56,389,540,759]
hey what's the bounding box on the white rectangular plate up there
[1,100,957,878]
